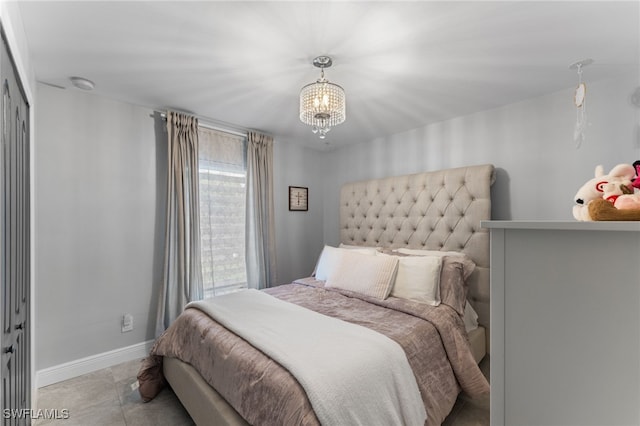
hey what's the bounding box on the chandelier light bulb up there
[299,56,346,140]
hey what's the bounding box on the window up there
[198,127,247,297]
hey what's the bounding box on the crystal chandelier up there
[299,56,346,139]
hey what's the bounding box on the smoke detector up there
[69,76,95,91]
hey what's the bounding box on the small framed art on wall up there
[288,186,308,211]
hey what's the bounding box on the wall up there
[35,84,161,370]
[273,139,325,285]
[322,72,640,245]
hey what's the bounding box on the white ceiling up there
[18,1,640,150]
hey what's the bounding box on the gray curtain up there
[156,111,204,336]
[245,132,276,289]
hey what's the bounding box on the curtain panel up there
[245,132,276,289]
[156,111,204,336]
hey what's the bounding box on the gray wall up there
[35,84,161,369]
[273,139,325,285]
[321,72,640,245]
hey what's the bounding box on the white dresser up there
[483,221,640,426]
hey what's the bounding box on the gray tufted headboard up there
[339,164,495,345]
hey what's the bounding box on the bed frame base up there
[163,356,248,426]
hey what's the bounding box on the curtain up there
[245,132,276,289]
[156,111,204,336]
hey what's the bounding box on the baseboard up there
[36,340,154,388]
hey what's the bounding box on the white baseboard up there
[36,340,154,388]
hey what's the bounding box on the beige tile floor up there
[34,358,193,426]
[35,357,489,425]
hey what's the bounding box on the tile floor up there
[34,359,193,426]
[34,357,489,425]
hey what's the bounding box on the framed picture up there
[288,186,308,211]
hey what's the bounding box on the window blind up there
[198,127,247,297]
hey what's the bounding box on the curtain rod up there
[150,110,271,139]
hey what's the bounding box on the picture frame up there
[288,186,308,211]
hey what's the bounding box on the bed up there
[138,163,495,426]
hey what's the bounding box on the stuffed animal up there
[589,198,640,221]
[632,160,640,190]
[601,182,640,210]
[572,163,636,221]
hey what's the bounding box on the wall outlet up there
[121,314,133,333]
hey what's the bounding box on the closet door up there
[0,25,31,426]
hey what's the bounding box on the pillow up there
[324,250,399,299]
[384,254,443,305]
[390,249,476,315]
[395,248,476,280]
[339,243,382,252]
[395,248,457,256]
[314,245,377,281]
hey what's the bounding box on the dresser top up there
[481,220,640,232]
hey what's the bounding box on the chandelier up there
[299,56,346,139]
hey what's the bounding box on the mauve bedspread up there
[138,278,489,426]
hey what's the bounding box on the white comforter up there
[188,289,427,426]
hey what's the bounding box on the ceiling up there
[18,1,640,150]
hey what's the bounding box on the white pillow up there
[395,248,475,279]
[396,248,463,257]
[325,250,399,299]
[384,254,443,305]
[339,243,382,252]
[314,245,377,281]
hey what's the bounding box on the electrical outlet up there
[121,314,133,333]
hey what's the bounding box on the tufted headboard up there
[339,164,495,346]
